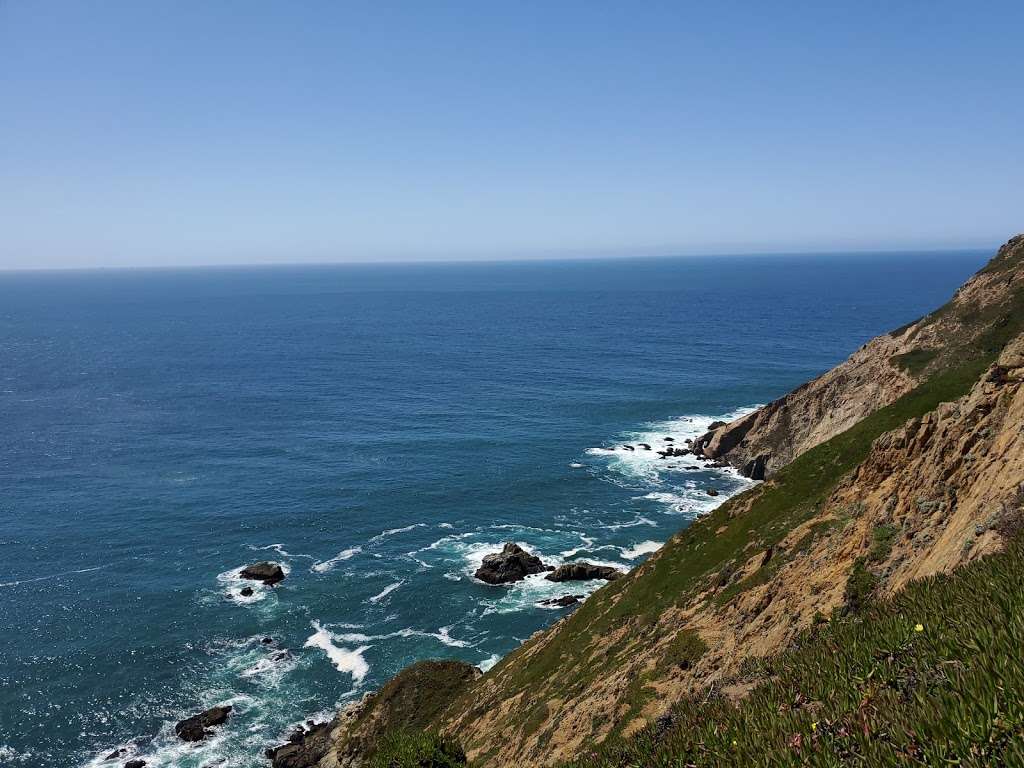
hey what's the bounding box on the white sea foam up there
[249,542,315,560]
[233,646,298,687]
[0,746,30,763]
[330,625,472,649]
[586,406,761,483]
[304,621,370,682]
[0,565,106,589]
[598,515,658,531]
[215,564,290,604]
[370,523,427,542]
[368,580,405,603]
[311,546,362,573]
[438,522,455,529]
[479,653,501,673]
[620,540,662,559]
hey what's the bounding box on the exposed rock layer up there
[693,235,1024,478]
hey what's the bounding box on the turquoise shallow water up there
[0,251,986,767]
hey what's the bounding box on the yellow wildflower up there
[914,623,924,632]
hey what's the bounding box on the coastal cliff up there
[277,235,1024,768]
[692,234,1024,479]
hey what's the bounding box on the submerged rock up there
[175,705,232,742]
[266,718,337,768]
[240,586,254,597]
[545,562,623,582]
[239,561,285,585]
[123,761,146,768]
[539,594,583,607]
[475,542,553,584]
[707,488,719,497]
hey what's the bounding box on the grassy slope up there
[447,239,1024,744]
[566,536,1024,768]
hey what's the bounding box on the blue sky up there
[1,1,1022,269]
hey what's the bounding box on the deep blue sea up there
[0,251,987,767]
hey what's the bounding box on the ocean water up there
[0,251,986,767]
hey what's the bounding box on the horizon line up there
[0,242,999,276]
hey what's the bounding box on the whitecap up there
[369,523,427,542]
[311,547,362,573]
[620,541,663,559]
[0,746,30,763]
[368,580,404,603]
[0,565,106,589]
[598,515,658,531]
[330,625,472,649]
[304,621,370,682]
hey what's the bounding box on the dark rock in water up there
[707,420,727,431]
[622,444,634,451]
[105,747,128,760]
[266,718,338,768]
[474,542,553,584]
[743,454,769,480]
[175,705,232,742]
[240,561,285,585]
[684,438,693,444]
[539,594,583,607]
[545,562,623,582]
[123,761,146,768]
[709,459,730,468]
[664,436,674,441]
[706,488,719,497]
[271,650,292,661]
[240,586,254,597]
[261,636,275,644]
[640,443,652,450]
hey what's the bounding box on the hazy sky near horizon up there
[2,2,1022,270]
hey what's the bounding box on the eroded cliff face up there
[298,236,1024,768]
[693,235,1024,478]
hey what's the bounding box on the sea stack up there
[239,561,286,585]
[474,543,553,584]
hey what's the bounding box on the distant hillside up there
[269,235,1024,768]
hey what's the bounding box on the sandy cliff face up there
[693,235,1024,478]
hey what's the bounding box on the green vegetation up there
[563,539,1024,767]
[890,347,937,375]
[661,629,708,672]
[868,523,897,564]
[842,556,878,613]
[367,731,466,768]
